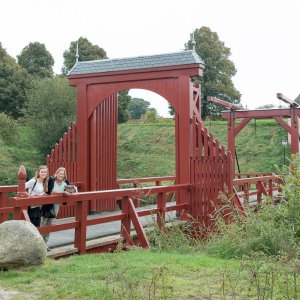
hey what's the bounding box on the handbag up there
[41,204,56,218]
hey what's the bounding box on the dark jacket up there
[47,176,69,195]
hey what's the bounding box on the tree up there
[0,43,31,118]
[128,98,150,119]
[256,104,276,109]
[25,76,77,154]
[184,27,241,119]
[145,108,159,122]
[17,42,54,78]
[62,37,107,74]
[118,90,131,123]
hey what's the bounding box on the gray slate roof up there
[68,50,204,76]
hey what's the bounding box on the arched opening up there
[117,88,176,206]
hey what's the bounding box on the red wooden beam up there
[207,96,245,110]
[128,198,149,249]
[222,108,300,119]
[277,93,299,107]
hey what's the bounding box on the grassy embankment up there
[0,119,289,185]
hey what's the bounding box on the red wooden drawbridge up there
[0,50,284,256]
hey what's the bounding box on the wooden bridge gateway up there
[0,49,287,257]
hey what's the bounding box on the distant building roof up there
[68,50,204,76]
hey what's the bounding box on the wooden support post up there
[121,196,133,245]
[14,165,28,221]
[74,200,88,254]
[268,179,273,198]
[157,192,166,229]
[0,193,7,223]
[257,182,262,203]
[290,107,299,154]
[228,111,236,175]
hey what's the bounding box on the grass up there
[1,118,290,184]
[0,125,41,185]
[0,250,299,299]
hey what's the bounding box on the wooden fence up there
[190,117,233,225]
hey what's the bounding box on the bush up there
[0,112,18,144]
[204,195,299,259]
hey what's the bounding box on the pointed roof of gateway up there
[68,50,204,76]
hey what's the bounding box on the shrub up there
[204,196,299,259]
[0,112,18,144]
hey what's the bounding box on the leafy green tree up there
[184,27,241,119]
[25,76,76,154]
[62,37,107,74]
[256,104,276,109]
[17,42,54,78]
[145,108,159,122]
[118,90,131,123]
[0,43,31,118]
[128,98,150,119]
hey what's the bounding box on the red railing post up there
[0,192,7,223]
[16,165,27,197]
[121,196,133,245]
[74,200,88,254]
[257,181,262,203]
[14,165,28,220]
[157,192,166,229]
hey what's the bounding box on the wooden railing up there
[233,174,283,206]
[117,176,176,206]
[0,185,17,223]
[7,184,190,255]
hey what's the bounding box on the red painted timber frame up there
[68,63,204,211]
[221,108,300,174]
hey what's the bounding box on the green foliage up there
[206,162,300,259]
[62,36,107,74]
[256,103,276,109]
[281,155,300,238]
[25,76,76,155]
[118,122,175,178]
[148,220,202,253]
[0,126,40,185]
[0,43,31,118]
[0,112,18,144]
[144,108,159,122]
[205,119,289,173]
[17,42,54,78]
[185,27,241,119]
[1,250,299,299]
[205,193,299,259]
[118,90,131,123]
[128,97,150,119]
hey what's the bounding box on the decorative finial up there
[191,30,196,51]
[75,42,79,63]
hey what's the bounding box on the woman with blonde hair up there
[41,167,70,247]
[25,165,49,227]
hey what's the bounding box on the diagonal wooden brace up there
[128,198,149,249]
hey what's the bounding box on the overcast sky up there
[1,0,299,117]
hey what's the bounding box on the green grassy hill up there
[0,119,290,185]
[0,126,41,185]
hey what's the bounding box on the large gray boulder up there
[0,220,47,268]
